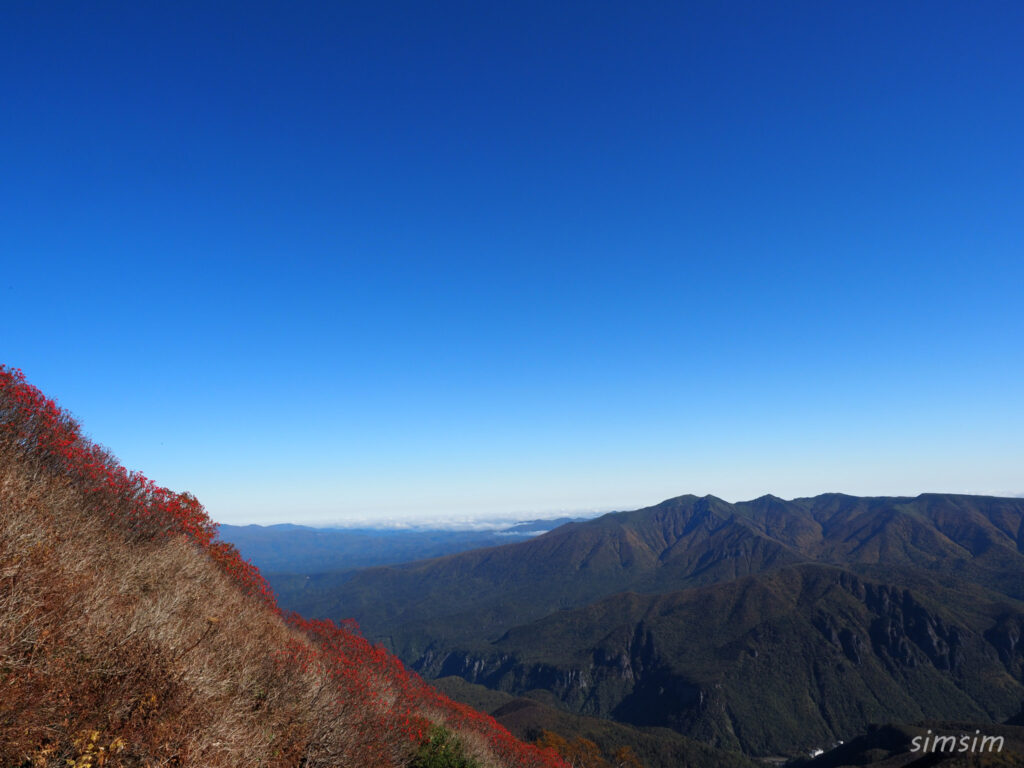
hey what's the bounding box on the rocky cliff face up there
[411,566,1024,756]
[810,580,967,672]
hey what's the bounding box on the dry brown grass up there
[0,458,317,766]
[0,366,565,768]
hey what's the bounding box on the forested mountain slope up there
[274,493,1024,758]
[278,493,1024,655]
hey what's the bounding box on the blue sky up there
[2,2,1022,524]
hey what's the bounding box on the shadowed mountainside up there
[419,564,1024,755]
[431,676,758,768]
[274,493,1024,759]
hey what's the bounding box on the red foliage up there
[0,366,275,607]
[281,613,566,767]
[0,365,566,768]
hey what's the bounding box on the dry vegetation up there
[0,366,565,768]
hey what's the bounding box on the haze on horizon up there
[3,2,1022,526]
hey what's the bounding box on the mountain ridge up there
[278,492,1024,652]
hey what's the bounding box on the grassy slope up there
[0,366,564,768]
[1,465,316,765]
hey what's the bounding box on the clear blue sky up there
[2,2,1022,524]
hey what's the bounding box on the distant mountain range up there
[219,517,585,574]
[272,493,1024,760]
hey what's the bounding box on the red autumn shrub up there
[0,365,564,768]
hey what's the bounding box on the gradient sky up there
[2,2,1022,525]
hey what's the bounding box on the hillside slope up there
[0,366,565,768]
